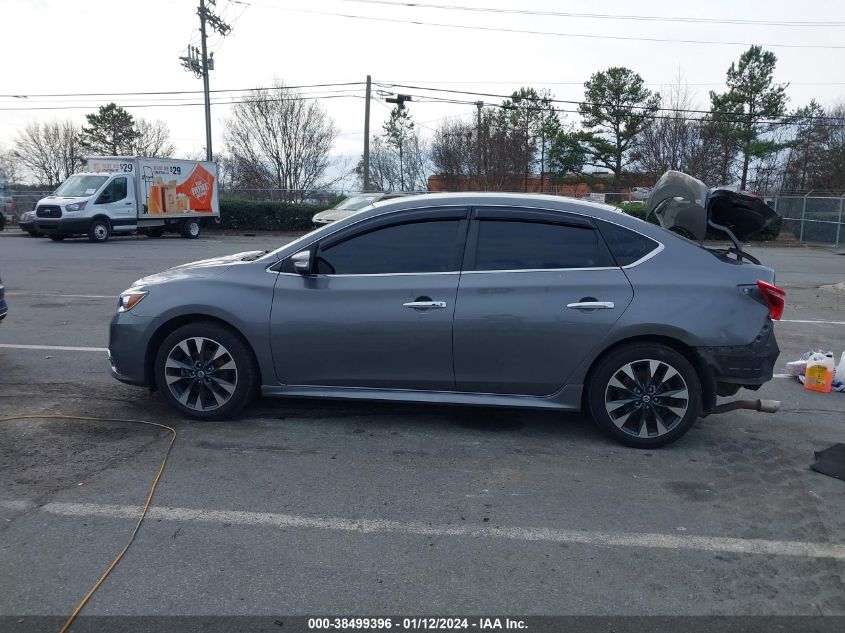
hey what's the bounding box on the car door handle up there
[566,301,615,310]
[403,301,447,310]
[124,202,134,205]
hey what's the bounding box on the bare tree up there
[635,74,700,177]
[223,81,338,200]
[14,120,85,186]
[133,118,176,157]
[0,144,23,186]
[431,118,475,190]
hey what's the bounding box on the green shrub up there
[217,197,334,231]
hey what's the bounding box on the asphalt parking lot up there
[1,230,844,623]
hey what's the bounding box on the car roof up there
[361,192,663,237]
[273,191,674,261]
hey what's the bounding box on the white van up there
[33,156,220,242]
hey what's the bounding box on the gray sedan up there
[109,180,783,447]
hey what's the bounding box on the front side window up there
[96,178,128,204]
[317,220,461,275]
[472,219,614,271]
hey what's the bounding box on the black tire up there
[154,321,258,420]
[48,235,65,241]
[88,218,111,243]
[146,227,165,238]
[180,219,200,239]
[588,343,701,448]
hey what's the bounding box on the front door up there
[453,208,634,396]
[270,209,468,390]
[93,176,136,231]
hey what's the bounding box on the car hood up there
[132,251,269,286]
[647,171,776,241]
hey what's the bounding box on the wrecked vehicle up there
[108,172,785,448]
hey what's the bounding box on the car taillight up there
[757,280,785,320]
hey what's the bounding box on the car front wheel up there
[588,343,701,448]
[154,322,257,420]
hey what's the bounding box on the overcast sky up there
[2,0,844,185]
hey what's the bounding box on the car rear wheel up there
[154,322,257,420]
[88,219,111,243]
[588,343,701,448]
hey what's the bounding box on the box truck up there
[32,156,220,242]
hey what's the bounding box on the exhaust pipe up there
[702,399,781,417]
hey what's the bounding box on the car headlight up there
[22,211,35,221]
[65,201,87,212]
[118,289,148,312]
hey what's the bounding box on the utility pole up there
[475,101,483,191]
[363,75,371,192]
[180,0,230,162]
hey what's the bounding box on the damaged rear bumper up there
[697,321,780,389]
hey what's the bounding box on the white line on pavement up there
[0,343,107,353]
[38,501,845,561]
[779,319,845,325]
[6,292,115,299]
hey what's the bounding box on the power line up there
[343,0,845,28]
[0,94,365,112]
[372,89,845,128]
[374,82,845,122]
[378,79,845,87]
[0,82,365,99]
[233,1,845,49]
[0,87,366,106]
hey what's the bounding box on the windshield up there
[53,175,109,198]
[334,194,381,211]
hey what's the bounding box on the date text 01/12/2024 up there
[307,618,528,630]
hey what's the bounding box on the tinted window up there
[473,220,614,270]
[597,220,659,266]
[317,220,461,274]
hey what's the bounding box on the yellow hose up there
[0,415,177,633]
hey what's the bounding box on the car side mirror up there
[97,193,113,204]
[291,249,313,274]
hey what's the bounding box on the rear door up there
[453,207,634,396]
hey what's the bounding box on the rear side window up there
[472,220,614,271]
[317,220,461,274]
[596,220,660,266]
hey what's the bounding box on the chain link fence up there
[773,194,845,247]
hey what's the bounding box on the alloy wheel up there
[604,359,690,438]
[164,336,238,411]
